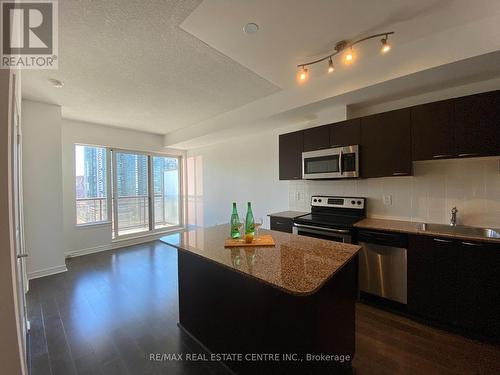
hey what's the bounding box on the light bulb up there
[381,38,391,53]
[328,58,334,73]
[345,48,354,62]
[297,67,309,83]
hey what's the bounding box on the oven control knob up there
[318,199,322,203]
[357,201,362,205]
[313,199,317,202]
[351,200,355,204]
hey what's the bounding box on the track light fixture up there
[296,66,309,83]
[328,58,334,73]
[345,47,354,62]
[296,31,394,83]
[381,36,391,53]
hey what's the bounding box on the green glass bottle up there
[230,202,241,239]
[245,202,255,236]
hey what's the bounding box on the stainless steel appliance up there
[302,145,359,180]
[357,229,407,304]
[292,196,366,244]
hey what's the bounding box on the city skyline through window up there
[75,145,182,236]
[75,145,108,224]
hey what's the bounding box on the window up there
[113,151,150,236]
[111,150,181,238]
[153,156,180,229]
[75,145,108,224]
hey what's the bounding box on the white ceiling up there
[166,0,500,147]
[21,0,500,147]
[180,0,495,88]
[169,51,500,149]
[21,0,279,134]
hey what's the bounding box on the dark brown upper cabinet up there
[329,119,361,147]
[411,100,455,161]
[303,124,330,151]
[279,130,303,180]
[360,108,412,178]
[454,90,500,158]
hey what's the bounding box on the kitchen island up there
[160,225,361,374]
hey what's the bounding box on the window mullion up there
[111,149,119,239]
[148,155,154,231]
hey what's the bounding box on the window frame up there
[110,147,183,240]
[74,143,112,227]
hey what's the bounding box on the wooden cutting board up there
[224,235,276,247]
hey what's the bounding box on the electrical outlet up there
[383,195,392,206]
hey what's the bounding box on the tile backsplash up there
[289,157,500,228]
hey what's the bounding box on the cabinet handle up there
[461,241,482,247]
[330,144,341,148]
[275,221,285,225]
[458,153,479,157]
[17,253,28,259]
[392,172,408,176]
[317,146,330,150]
[292,176,300,179]
[432,154,452,159]
[433,238,453,243]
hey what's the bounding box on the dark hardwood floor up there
[27,241,500,375]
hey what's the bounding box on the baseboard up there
[65,230,182,259]
[65,244,113,258]
[28,264,68,280]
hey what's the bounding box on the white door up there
[11,72,29,368]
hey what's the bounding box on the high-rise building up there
[83,147,106,198]
[153,157,178,195]
[116,153,148,197]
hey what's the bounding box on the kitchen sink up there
[417,223,500,239]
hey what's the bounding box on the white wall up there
[186,131,287,229]
[289,79,500,228]
[289,158,500,228]
[185,106,348,229]
[22,102,186,276]
[61,119,185,256]
[22,100,66,278]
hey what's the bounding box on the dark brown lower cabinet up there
[457,241,500,338]
[269,216,294,233]
[408,235,457,324]
[408,234,500,339]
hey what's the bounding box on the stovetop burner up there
[294,213,362,229]
[294,195,366,229]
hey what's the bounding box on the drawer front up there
[270,217,293,233]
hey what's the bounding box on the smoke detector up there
[244,22,259,34]
[48,78,64,88]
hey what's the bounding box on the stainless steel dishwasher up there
[357,229,408,304]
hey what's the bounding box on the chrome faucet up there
[450,207,458,226]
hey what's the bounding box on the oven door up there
[292,223,352,243]
[302,145,359,179]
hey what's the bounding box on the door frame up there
[9,70,29,374]
[110,148,183,240]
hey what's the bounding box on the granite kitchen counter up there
[354,218,500,244]
[160,224,360,296]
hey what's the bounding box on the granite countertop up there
[160,224,360,296]
[267,211,308,219]
[354,218,500,244]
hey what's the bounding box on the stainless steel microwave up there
[302,145,359,179]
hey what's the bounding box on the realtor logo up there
[1,0,58,69]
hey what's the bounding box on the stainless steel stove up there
[293,196,366,243]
